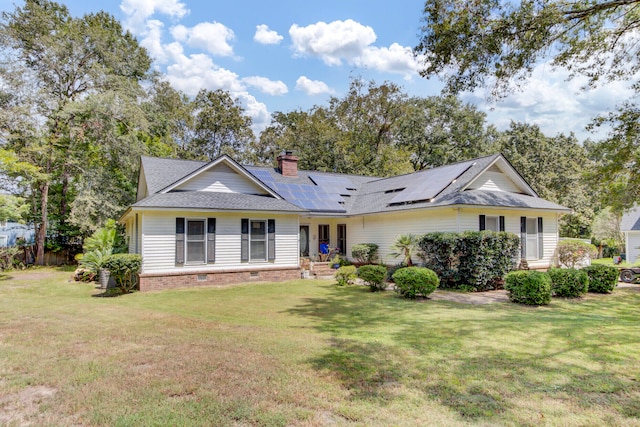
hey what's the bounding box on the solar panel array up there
[389,161,474,204]
[250,169,349,212]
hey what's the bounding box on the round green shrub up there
[582,264,619,293]
[357,265,387,292]
[548,268,589,298]
[102,254,142,294]
[335,265,357,286]
[392,267,439,299]
[504,270,551,305]
[386,262,407,281]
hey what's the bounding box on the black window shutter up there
[479,215,486,231]
[268,219,276,261]
[207,218,216,263]
[176,218,185,265]
[241,218,249,262]
[538,217,544,259]
[520,216,527,259]
[499,216,505,232]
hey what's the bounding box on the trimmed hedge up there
[420,231,520,291]
[335,265,357,286]
[557,239,597,268]
[583,264,619,293]
[102,254,142,294]
[505,270,551,305]
[548,268,589,298]
[392,267,439,299]
[357,264,387,292]
[351,244,379,264]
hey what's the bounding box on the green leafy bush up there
[335,265,357,286]
[102,254,142,294]
[557,239,597,268]
[548,268,589,298]
[420,231,520,291]
[392,267,439,299]
[504,270,551,305]
[83,219,127,254]
[351,243,379,264]
[79,248,112,273]
[582,264,619,293]
[357,264,387,292]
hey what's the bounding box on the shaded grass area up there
[1,268,640,426]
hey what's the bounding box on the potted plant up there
[79,249,113,288]
[330,254,342,269]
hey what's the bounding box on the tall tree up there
[415,0,640,208]
[416,0,640,97]
[187,89,255,161]
[497,122,596,237]
[397,96,499,170]
[329,79,412,176]
[250,107,342,171]
[0,0,151,263]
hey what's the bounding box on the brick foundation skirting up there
[138,266,301,291]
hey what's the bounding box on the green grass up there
[2,268,640,426]
[592,257,639,267]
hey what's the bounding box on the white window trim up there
[0,235,7,247]
[185,217,206,265]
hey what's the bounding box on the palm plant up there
[390,233,420,266]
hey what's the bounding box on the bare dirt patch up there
[0,385,57,426]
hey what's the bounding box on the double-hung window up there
[176,217,216,265]
[250,220,267,261]
[186,219,205,263]
[241,218,276,262]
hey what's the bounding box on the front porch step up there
[308,262,337,279]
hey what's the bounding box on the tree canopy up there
[416,0,640,210]
[416,0,640,97]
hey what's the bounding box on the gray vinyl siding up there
[139,210,298,273]
[173,163,268,195]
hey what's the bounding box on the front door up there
[299,225,309,257]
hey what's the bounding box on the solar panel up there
[390,162,474,204]
[250,169,275,183]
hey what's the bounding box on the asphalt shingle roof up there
[132,191,304,212]
[135,153,569,215]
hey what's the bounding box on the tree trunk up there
[35,182,49,266]
[60,170,69,230]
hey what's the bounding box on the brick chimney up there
[277,150,299,177]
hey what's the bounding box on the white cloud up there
[356,43,421,80]
[170,22,235,57]
[139,19,168,63]
[290,19,376,66]
[463,62,634,141]
[159,42,270,134]
[295,76,334,96]
[254,24,283,45]
[120,0,188,31]
[289,19,420,78]
[242,76,288,96]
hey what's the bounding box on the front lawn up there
[2,268,640,426]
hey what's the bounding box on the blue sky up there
[1,0,632,141]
